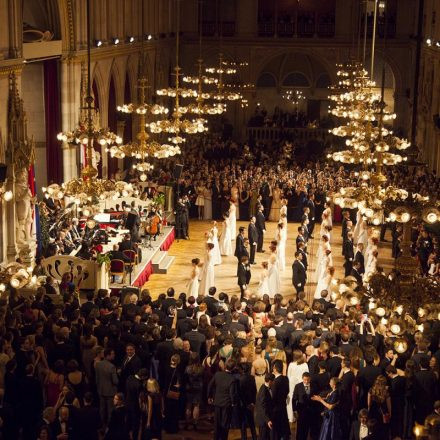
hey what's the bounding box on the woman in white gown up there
[267,243,281,299]
[287,350,309,422]
[199,243,215,296]
[219,212,233,256]
[358,222,369,253]
[314,235,331,282]
[275,223,286,271]
[187,258,200,296]
[322,202,332,228]
[257,261,270,297]
[320,210,332,241]
[207,221,222,265]
[279,199,288,221]
[364,250,378,281]
[365,237,379,274]
[228,200,237,240]
[314,254,333,299]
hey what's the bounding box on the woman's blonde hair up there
[293,349,305,364]
[147,378,160,394]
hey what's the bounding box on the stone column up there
[4,162,17,262]
[8,0,22,58]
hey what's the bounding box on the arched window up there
[256,72,277,87]
[282,72,310,87]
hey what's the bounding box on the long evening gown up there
[208,226,222,265]
[229,203,237,239]
[318,389,342,440]
[219,218,233,256]
[203,187,212,220]
[314,240,331,283]
[267,253,281,298]
[257,269,270,296]
[314,271,332,299]
[287,361,309,422]
[276,229,286,272]
[187,266,200,296]
[269,188,282,221]
[199,249,215,296]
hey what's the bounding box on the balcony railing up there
[258,13,335,38]
[201,21,236,37]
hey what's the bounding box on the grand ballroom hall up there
[0,0,439,439]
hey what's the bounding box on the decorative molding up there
[0,61,23,77]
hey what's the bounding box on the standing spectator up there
[105,393,130,440]
[256,373,274,440]
[271,359,290,440]
[95,348,119,426]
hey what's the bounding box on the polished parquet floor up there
[145,219,394,305]
[146,219,393,440]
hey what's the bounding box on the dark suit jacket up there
[354,250,365,273]
[207,371,239,407]
[239,373,257,407]
[256,384,273,425]
[95,359,119,397]
[248,223,258,245]
[271,375,290,435]
[184,330,206,357]
[237,263,251,286]
[203,295,219,317]
[292,381,317,414]
[350,268,363,284]
[299,249,308,270]
[289,329,305,349]
[292,260,307,290]
[256,211,266,232]
[349,420,367,440]
[343,240,354,260]
[234,234,246,259]
[120,355,142,390]
[296,234,305,251]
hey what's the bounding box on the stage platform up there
[110,226,175,290]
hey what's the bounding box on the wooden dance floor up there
[145,219,394,304]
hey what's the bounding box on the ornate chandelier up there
[56,0,132,211]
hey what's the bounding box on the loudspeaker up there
[0,164,7,184]
[125,212,137,229]
[173,164,183,180]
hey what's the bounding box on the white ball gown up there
[276,229,287,272]
[229,203,237,240]
[353,210,362,244]
[267,253,281,299]
[219,217,233,256]
[199,248,215,296]
[257,268,270,297]
[207,225,222,265]
[313,239,331,283]
[287,361,309,422]
[358,223,368,253]
[187,266,200,296]
[364,256,377,281]
[314,256,332,299]
[322,206,333,228]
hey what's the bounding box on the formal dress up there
[231,187,240,221]
[276,230,286,272]
[199,249,215,296]
[314,240,331,283]
[319,389,342,440]
[229,203,237,239]
[287,361,309,422]
[314,272,333,299]
[353,211,362,244]
[257,268,270,297]
[208,226,222,265]
[203,187,212,220]
[267,254,281,299]
[269,188,282,221]
[187,266,200,296]
[219,218,233,256]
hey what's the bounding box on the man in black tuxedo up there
[296,226,306,252]
[343,232,355,277]
[119,343,142,392]
[161,287,176,313]
[237,256,251,299]
[350,260,363,285]
[414,356,438,423]
[184,319,207,359]
[271,360,290,440]
[212,179,222,220]
[239,362,257,440]
[256,205,266,252]
[297,241,308,271]
[292,372,319,440]
[207,358,239,440]
[349,409,369,440]
[255,373,274,440]
[292,251,307,294]
[260,180,271,219]
[74,391,102,440]
[234,227,246,260]
[304,194,316,238]
[354,243,365,275]
[341,210,350,240]
[203,286,219,317]
[248,216,258,264]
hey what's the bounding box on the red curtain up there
[107,76,118,178]
[43,60,63,183]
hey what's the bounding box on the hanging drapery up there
[43,59,63,183]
